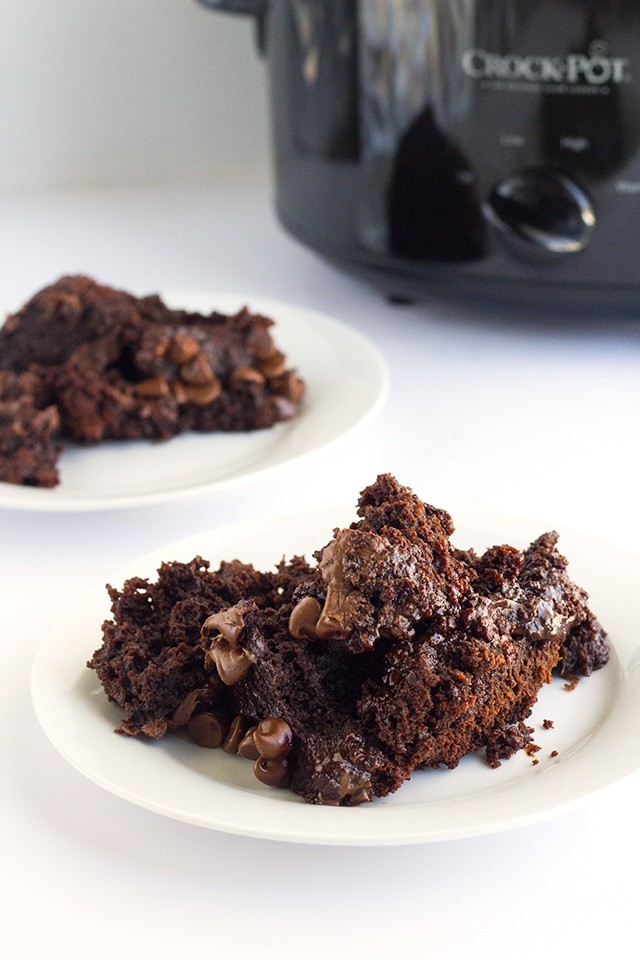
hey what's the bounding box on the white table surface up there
[2,179,638,958]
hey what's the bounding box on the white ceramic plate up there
[31,507,640,845]
[0,294,388,511]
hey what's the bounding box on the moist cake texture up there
[89,474,609,805]
[0,370,61,487]
[0,275,305,487]
[89,554,314,738]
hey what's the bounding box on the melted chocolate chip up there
[182,380,222,406]
[202,605,255,685]
[253,717,293,761]
[202,606,245,645]
[167,331,200,365]
[254,756,291,789]
[170,688,208,727]
[316,532,354,641]
[230,366,266,385]
[209,641,254,686]
[238,726,261,760]
[259,350,287,378]
[187,711,227,749]
[222,715,249,754]
[180,353,215,386]
[288,596,322,640]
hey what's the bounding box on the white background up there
[0,0,270,192]
[1,3,639,959]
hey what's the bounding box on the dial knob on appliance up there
[484,168,595,256]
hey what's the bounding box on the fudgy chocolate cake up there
[89,475,609,805]
[0,370,61,487]
[88,554,314,738]
[0,275,305,486]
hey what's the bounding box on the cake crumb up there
[563,676,580,691]
[542,718,554,730]
[550,750,558,758]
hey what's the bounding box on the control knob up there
[484,167,595,256]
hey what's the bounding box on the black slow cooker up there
[200,1,640,306]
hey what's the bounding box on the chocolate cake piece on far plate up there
[0,275,305,486]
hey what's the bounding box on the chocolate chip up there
[202,606,255,685]
[202,607,245,645]
[171,380,188,405]
[253,717,293,761]
[273,371,305,404]
[208,641,254,685]
[168,332,200,365]
[133,376,170,398]
[188,711,227,749]
[254,756,291,789]
[170,688,207,727]
[288,596,322,640]
[222,715,248,754]
[182,380,221,406]
[230,366,266,386]
[259,350,287,378]
[315,533,354,641]
[315,614,351,641]
[180,353,215,386]
[238,726,261,760]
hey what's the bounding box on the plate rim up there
[30,505,640,845]
[0,293,389,512]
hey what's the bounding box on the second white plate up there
[0,293,388,511]
[31,506,640,845]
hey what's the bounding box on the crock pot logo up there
[462,41,631,86]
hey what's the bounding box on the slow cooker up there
[200,1,640,306]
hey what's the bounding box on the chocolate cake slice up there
[196,475,608,803]
[88,474,608,805]
[88,554,314,737]
[0,275,305,485]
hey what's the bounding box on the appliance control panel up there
[373,0,640,285]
